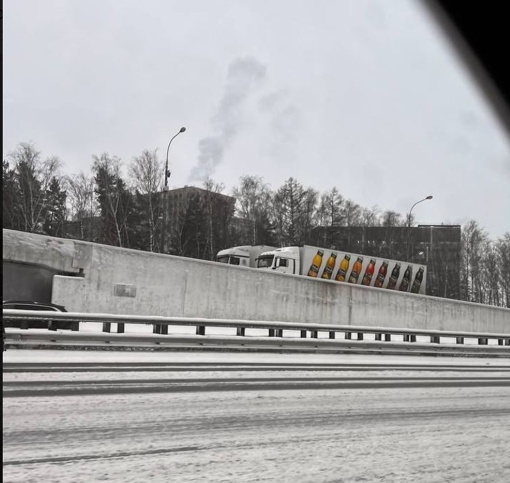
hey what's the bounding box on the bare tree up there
[129,149,163,252]
[65,173,97,240]
[496,233,510,307]
[360,205,381,227]
[317,188,345,227]
[6,143,62,233]
[381,210,404,227]
[232,175,273,245]
[341,199,362,227]
[460,221,488,303]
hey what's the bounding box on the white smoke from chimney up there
[188,56,267,182]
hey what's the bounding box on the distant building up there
[161,186,236,258]
[65,186,236,257]
[163,186,236,223]
[308,225,461,299]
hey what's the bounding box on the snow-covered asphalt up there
[3,350,510,482]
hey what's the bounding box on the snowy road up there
[3,351,510,482]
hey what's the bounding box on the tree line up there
[3,142,510,308]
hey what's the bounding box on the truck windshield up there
[257,255,274,268]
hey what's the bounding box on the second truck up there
[254,245,427,294]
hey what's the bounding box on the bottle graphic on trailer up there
[334,255,351,282]
[348,257,364,284]
[307,250,324,277]
[398,265,413,292]
[361,259,376,286]
[321,252,337,279]
[386,263,401,290]
[373,261,389,288]
[410,267,424,293]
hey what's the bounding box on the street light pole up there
[406,195,433,261]
[162,127,186,254]
[164,127,186,192]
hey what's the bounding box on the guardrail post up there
[410,335,416,343]
[403,335,410,342]
[269,329,275,337]
[117,323,125,334]
[431,336,440,344]
[48,321,57,331]
[275,329,283,337]
[456,337,464,344]
[505,339,510,346]
[161,325,168,335]
[478,338,488,345]
[311,331,318,338]
[375,333,382,341]
[357,333,363,341]
[329,331,335,339]
[103,323,111,333]
[237,327,245,336]
[498,338,503,346]
[300,330,307,338]
[384,334,391,342]
[153,324,161,334]
[196,326,205,336]
[345,332,352,340]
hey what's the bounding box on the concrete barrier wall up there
[3,229,510,332]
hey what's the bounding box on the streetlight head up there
[426,195,433,200]
[179,127,186,133]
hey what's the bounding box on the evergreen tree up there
[273,177,317,246]
[93,154,133,247]
[176,193,208,259]
[43,177,67,237]
[2,160,20,230]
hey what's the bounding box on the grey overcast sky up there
[4,0,510,239]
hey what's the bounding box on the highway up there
[3,351,510,482]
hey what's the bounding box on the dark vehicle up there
[2,300,77,331]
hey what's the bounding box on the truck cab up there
[258,247,300,274]
[216,245,277,268]
[216,246,251,267]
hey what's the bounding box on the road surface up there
[3,350,510,482]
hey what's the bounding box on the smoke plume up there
[188,56,267,182]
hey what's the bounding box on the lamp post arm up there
[164,127,186,190]
[407,196,433,227]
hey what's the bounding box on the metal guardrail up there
[4,329,510,357]
[3,310,510,353]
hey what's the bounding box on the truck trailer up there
[256,245,427,294]
[215,245,277,268]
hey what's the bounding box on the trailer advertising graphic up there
[303,247,427,295]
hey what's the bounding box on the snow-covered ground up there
[4,383,510,482]
[5,347,510,366]
[4,349,510,482]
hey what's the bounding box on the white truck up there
[215,245,277,268]
[256,245,427,294]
